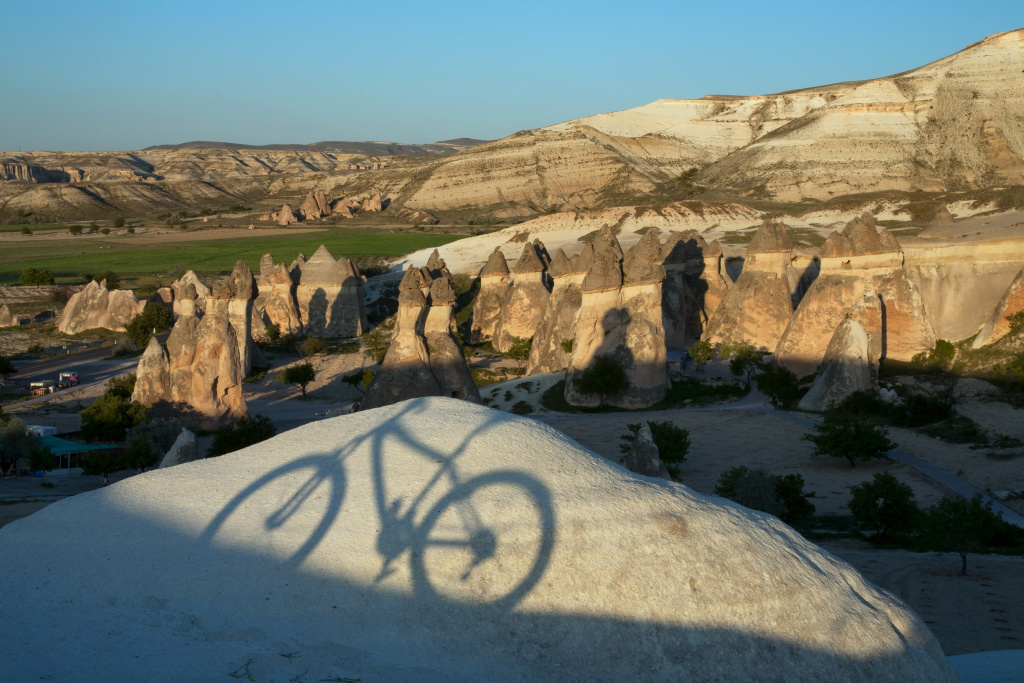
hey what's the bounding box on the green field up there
[0,230,463,281]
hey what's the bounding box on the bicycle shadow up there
[199,399,556,611]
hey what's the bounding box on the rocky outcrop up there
[360,194,383,213]
[621,421,671,479]
[775,214,936,376]
[57,280,145,335]
[660,232,732,347]
[299,191,330,220]
[363,271,480,409]
[798,319,875,411]
[171,271,209,318]
[492,242,551,352]
[973,266,1024,348]
[424,249,452,281]
[565,228,668,409]
[468,247,511,343]
[293,245,367,338]
[703,220,794,351]
[276,203,298,226]
[526,247,587,374]
[0,304,18,327]
[158,429,197,469]
[132,267,253,428]
[254,253,303,336]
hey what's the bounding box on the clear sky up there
[2,0,1021,151]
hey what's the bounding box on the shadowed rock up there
[798,319,875,411]
[293,245,367,338]
[526,248,585,374]
[973,265,1024,348]
[158,429,197,469]
[622,422,671,479]
[276,203,298,226]
[254,253,303,337]
[299,190,330,220]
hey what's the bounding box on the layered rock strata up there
[702,220,794,351]
[57,279,145,335]
[492,242,551,352]
[293,245,367,338]
[526,247,588,374]
[565,228,668,409]
[363,270,480,409]
[775,214,936,376]
[468,246,510,344]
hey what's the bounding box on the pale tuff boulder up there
[424,249,452,281]
[293,245,367,338]
[216,260,259,377]
[170,270,209,318]
[132,337,171,407]
[360,194,383,213]
[468,246,510,343]
[363,272,479,409]
[621,421,670,479]
[775,214,935,376]
[703,220,794,351]
[492,242,551,352]
[158,428,197,469]
[526,247,586,374]
[566,229,668,409]
[973,266,1024,348]
[332,198,358,218]
[276,203,298,226]
[57,279,145,335]
[798,319,875,411]
[0,304,18,327]
[254,253,303,336]
[299,190,330,220]
[0,398,958,681]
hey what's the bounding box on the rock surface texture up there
[775,214,936,376]
[565,228,668,408]
[0,303,18,327]
[254,253,303,337]
[798,319,875,411]
[526,247,587,374]
[57,280,145,335]
[158,429,197,469]
[492,242,551,352]
[0,398,958,681]
[293,245,367,338]
[468,247,511,344]
[661,232,731,347]
[973,266,1024,348]
[702,220,794,351]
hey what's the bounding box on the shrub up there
[207,414,277,457]
[113,217,126,228]
[123,439,159,471]
[620,420,691,478]
[986,353,1024,406]
[20,226,31,235]
[299,337,325,358]
[753,360,801,407]
[128,418,184,455]
[891,393,953,427]
[125,302,173,348]
[560,338,573,354]
[277,363,315,397]
[505,336,532,370]
[264,322,281,342]
[910,339,956,372]
[362,318,395,364]
[848,472,920,542]
[576,354,628,403]
[93,270,120,289]
[101,227,111,235]
[802,411,896,467]
[68,225,83,236]
[715,466,816,526]
[510,400,534,415]
[106,373,136,399]
[341,368,375,394]
[926,494,1021,575]
[1007,310,1024,333]
[126,227,135,234]
[726,342,764,387]
[689,339,713,370]
[20,267,54,286]
[80,393,148,442]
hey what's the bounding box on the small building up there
[24,436,120,476]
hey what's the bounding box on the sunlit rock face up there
[492,241,551,353]
[293,245,367,338]
[775,214,935,377]
[254,253,303,337]
[57,279,145,334]
[526,247,587,375]
[973,265,1024,348]
[0,398,956,681]
[702,220,794,351]
[468,246,511,344]
[797,318,876,411]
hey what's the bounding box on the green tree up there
[715,466,816,526]
[689,339,714,372]
[299,336,325,358]
[28,446,57,475]
[20,267,54,285]
[848,472,920,542]
[277,363,315,397]
[927,494,1013,575]
[559,338,574,354]
[123,439,159,471]
[505,336,533,371]
[207,414,277,457]
[576,354,628,404]
[727,342,764,387]
[341,368,375,395]
[105,374,137,399]
[125,302,173,347]
[80,392,148,442]
[79,450,124,478]
[68,225,83,236]
[113,217,126,228]
[0,417,41,474]
[1007,310,1024,333]
[802,411,896,467]
[753,360,801,406]
[93,270,120,289]
[264,322,281,342]
[362,318,395,364]
[987,353,1024,406]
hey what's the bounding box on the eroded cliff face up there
[660,233,732,348]
[973,266,1024,348]
[565,229,668,409]
[57,280,145,335]
[703,220,795,351]
[526,247,588,375]
[492,242,551,353]
[468,247,511,344]
[254,253,303,337]
[293,245,367,338]
[775,215,935,376]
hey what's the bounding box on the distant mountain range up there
[142,138,490,156]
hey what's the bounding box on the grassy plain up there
[0,228,462,282]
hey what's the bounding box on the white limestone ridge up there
[0,398,955,681]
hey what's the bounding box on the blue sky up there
[1,0,1020,151]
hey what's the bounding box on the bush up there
[277,363,315,397]
[207,414,277,457]
[620,420,691,478]
[299,337,325,358]
[20,226,31,235]
[848,472,920,542]
[101,227,111,235]
[891,393,954,427]
[93,270,120,289]
[559,338,573,354]
[726,342,764,387]
[80,393,147,442]
[106,374,136,399]
[689,339,713,370]
[505,336,532,370]
[754,360,802,407]
[123,439,159,471]
[802,411,896,467]
[341,368,375,395]
[926,494,1022,575]
[1007,310,1024,333]
[362,318,395,364]
[715,466,816,526]
[68,225,83,236]
[125,302,173,348]
[20,267,54,286]
[126,227,135,234]
[576,354,628,403]
[128,418,184,455]
[113,217,126,228]
[264,322,281,342]
[986,353,1024,406]
[910,339,956,372]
